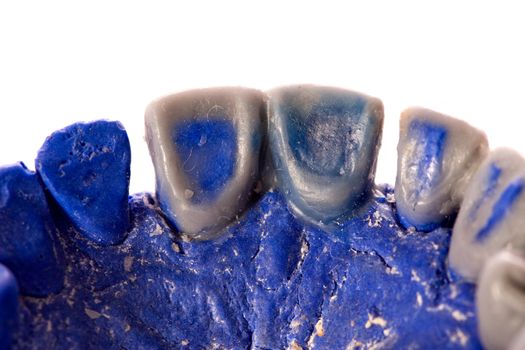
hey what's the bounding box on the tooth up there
[36,120,131,246]
[145,87,264,239]
[510,327,525,350]
[267,85,384,222]
[477,250,525,350]
[0,263,19,349]
[395,108,488,231]
[449,148,525,281]
[0,163,64,296]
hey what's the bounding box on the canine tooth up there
[449,148,525,281]
[36,121,131,246]
[267,85,384,222]
[145,87,264,239]
[0,264,18,350]
[0,163,64,296]
[477,250,525,350]
[395,108,488,231]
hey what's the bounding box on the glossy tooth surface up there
[145,87,264,239]
[395,108,488,231]
[267,85,384,222]
[36,121,131,246]
[477,250,525,350]
[0,163,64,296]
[0,264,18,350]
[449,148,525,281]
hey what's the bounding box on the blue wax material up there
[173,119,237,202]
[470,163,502,220]
[11,187,482,349]
[0,163,64,296]
[409,120,447,200]
[397,120,448,232]
[36,121,131,246]
[0,264,19,350]
[286,102,365,176]
[269,86,384,222]
[476,179,524,242]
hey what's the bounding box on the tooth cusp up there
[449,148,525,281]
[36,120,131,246]
[0,163,64,296]
[395,108,488,231]
[145,87,264,239]
[267,85,384,223]
[0,264,18,350]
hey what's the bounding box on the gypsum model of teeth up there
[0,84,518,349]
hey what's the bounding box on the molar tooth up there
[395,108,488,231]
[449,148,525,281]
[477,250,525,350]
[145,87,264,239]
[267,85,384,222]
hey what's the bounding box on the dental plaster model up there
[1,85,522,350]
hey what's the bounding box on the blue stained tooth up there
[145,87,265,239]
[477,250,525,350]
[0,163,64,296]
[395,108,488,231]
[267,85,384,223]
[449,148,525,281]
[0,264,18,350]
[36,120,131,246]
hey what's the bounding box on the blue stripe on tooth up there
[449,148,525,281]
[475,179,524,242]
[145,87,264,239]
[267,85,384,224]
[0,264,18,350]
[395,108,488,231]
[36,121,131,246]
[0,163,64,296]
[469,163,502,220]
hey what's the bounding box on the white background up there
[0,1,524,194]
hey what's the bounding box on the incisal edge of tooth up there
[267,85,384,224]
[449,148,525,281]
[145,87,264,239]
[477,250,525,350]
[395,108,488,231]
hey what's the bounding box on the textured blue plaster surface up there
[172,119,237,203]
[0,264,19,350]
[35,121,131,246]
[0,163,64,297]
[9,187,482,349]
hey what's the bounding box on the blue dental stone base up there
[0,264,18,350]
[0,163,64,297]
[11,187,481,349]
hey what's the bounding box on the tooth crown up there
[36,120,131,246]
[145,87,265,239]
[0,264,18,350]
[477,250,525,350]
[449,148,525,281]
[395,108,488,231]
[267,85,384,223]
[0,163,64,296]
